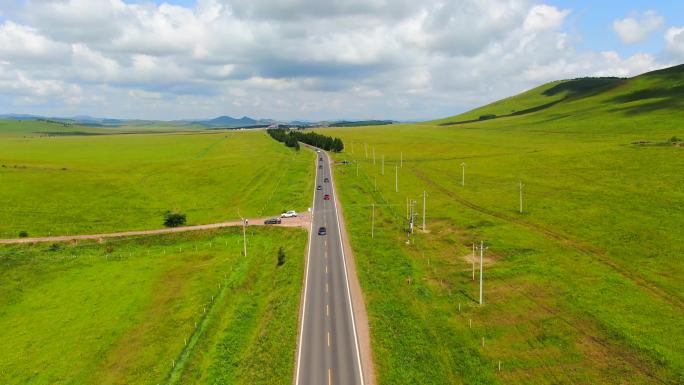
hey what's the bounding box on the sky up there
[0,0,683,121]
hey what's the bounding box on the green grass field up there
[324,65,684,384]
[0,122,314,238]
[0,227,306,385]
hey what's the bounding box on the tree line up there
[266,128,344,152]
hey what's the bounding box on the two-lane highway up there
[295,149,364,385]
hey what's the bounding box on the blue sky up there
[549,0,684,55]
[0,0,683,120]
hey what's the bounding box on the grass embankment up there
[0,227,306,385]
[0,123,314,238]
[325,65,684,384]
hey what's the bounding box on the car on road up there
[319,157,323,161]
[317,185,322,190]
[264,217,281,225]
[281,210,297,218]
[318,227,327,235]
[319,165,322,169]
[323,177,329,183]
[324,194,331,200]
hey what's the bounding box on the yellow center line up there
[325,265,328,274]
[326,304,329,316]
[327,331,331,347]
[328,368,332,385]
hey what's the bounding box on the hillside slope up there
[435,63,684,126]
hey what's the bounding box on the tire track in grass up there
[340,161,493,384]
[341,159,674,384]
[192,136,229,160]
[164,244,251,385]
[412,167,684,311]
[257,150,297,216]
[411,167,677,384]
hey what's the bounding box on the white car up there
[281,210,298,218]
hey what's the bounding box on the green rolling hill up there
[435,63,684,128]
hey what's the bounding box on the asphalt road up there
[295,149,364,385]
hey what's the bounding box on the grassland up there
[0,121,314,238]
[0,226,306,385]
[324,65,684,384]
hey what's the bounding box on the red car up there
[323,194,331,200]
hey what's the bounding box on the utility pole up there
[400,152,403,168]
[519,181,524,214]
[373,147,376,165]
[479,241,485,305]
[422,191,427,231]
[381,155,385,175]
[238,209,247,257]
[395,165,398,192]
[409,200,416,235]
[243,219,247,257]
[371,203,375,239]
[472,243,475,280]
[461,162,466,186]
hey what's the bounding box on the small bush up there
[18,231,29,238]
[163,211,187,228]
[670,136,681,143]
[277,247,286,266]
[479,114,496,120]
[49,243,61,252]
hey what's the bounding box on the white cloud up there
[613,11,664,44]
[0,21,69,62]
[524,4,571,32]
[665,27,684,58]
[0,1,675,120]
[128,89,163,100]
[70,43,120,82]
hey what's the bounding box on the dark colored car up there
[318,227,327,235]
[264,217,281,225]
[319,165,322,169]
[317,185,322,190]
[324,194,331,200]
[323,177,329,183]
[319,157,323,161]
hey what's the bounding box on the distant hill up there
[0,113,400,129]
[193,115,258,128]
[329,120,395,127]
[435,63,684,125]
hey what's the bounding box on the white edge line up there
[294,145,317,385]
[327,150,366,385]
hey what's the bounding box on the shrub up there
[277,247,286,266]
[163,211,187,227]
[479,114,496,120]
[670,136,681,143]
[18,231,28,238]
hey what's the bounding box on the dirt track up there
[0,213,311,245]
